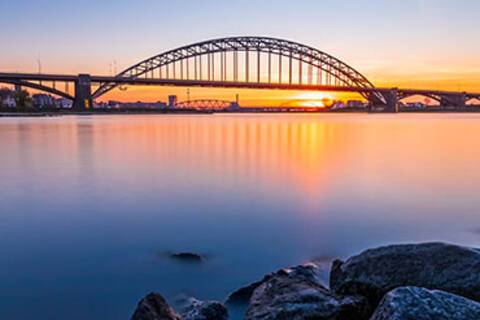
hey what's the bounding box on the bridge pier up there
[440,93,466,111]
[73,74,93,112]
[369,89,398,113]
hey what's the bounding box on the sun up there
[293,92,335,101]
[299,100,326,107]
[290,92,336,107]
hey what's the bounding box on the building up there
[56,98,73,109]
[0,88,16,108]
[32,94,56,108]
[347,100,367,108]
[405,102,426,110]
[227,101,241,111]
[107,101,122,109]
[330,101,346,110]
[168,95,178,109]
[2,95,16,108]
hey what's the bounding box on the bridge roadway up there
[1,72,479,112]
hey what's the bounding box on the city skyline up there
[1,0,479,105]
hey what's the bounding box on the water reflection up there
[0,114,480,320]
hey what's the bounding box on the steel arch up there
[0,79,74,100]
[93,36,379,99]
[175,99,233,110]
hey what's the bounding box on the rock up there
[131,292,181,320]
[226,263,320,305]
[330,242,480,307]
[170,252,204,263]
[245,264,367,320]
[182,298,228,320]
[370,286,480,320]
[226,278,266,305]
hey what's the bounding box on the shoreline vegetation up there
[131,242,480,320]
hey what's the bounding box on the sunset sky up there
[1,0,479,105]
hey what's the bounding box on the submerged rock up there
[182,298,228,320]
[226,263,319,305]
[170,252,204,263]
[131,292,181,320]
[330,242,480,307]
[370,286,480,320]
[245,264,367,320]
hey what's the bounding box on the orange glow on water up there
[6,114,480,210]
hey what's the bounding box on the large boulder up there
[370,286,480,320]
[182,298,228,320]
[330,242,480,307]
[131,292,182,320]
[245,264,367,320]
[226,263,319,305]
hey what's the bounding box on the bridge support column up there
[369,89,398,113]
[73,74,93,112]
[440,93,466,111]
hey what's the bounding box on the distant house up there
[32,94,56,108]
[405,102,426,109]
[56,98,73,109]
[0,88,16,108]
[94,101,108,109]
[2,95,16,108]
[152,101,168,109]
[331,101,346,110]
[347,100,366,108]
[108,100,121,109]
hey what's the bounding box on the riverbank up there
[0,109,215,117]
[131,242,480,320]
[2,107,480,117]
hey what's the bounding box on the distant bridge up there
[175,99,237,111]
[0,36,479,112]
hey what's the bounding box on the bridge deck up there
[0,72,479,98]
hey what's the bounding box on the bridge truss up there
[175,99,234,110]
[0,79,73,100]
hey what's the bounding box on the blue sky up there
[1,0,479,92]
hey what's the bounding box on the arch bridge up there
[0,36,479,112]
[93,36,380,101]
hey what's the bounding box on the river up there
[1,114,479,319]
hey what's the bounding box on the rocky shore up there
[130,242,480,320]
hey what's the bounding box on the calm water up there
[1,114,480,319]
